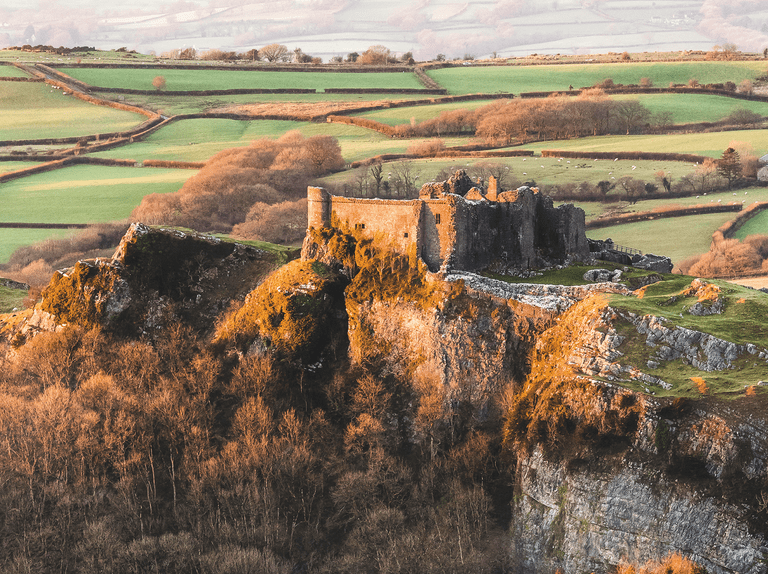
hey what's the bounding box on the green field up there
[0,82,145,140]
[428,61,768,95]
[734,208,768,239]
[617,93,768,124]
[522,129,768,158]
[0,162,43,175]
[60,68,424,92]
[320,155,698,193]
[0,165,194,224]
[0,227,77,264]
[92,118,473,163]
[0,66,30,78]
[0,49,156,64]
[353,99,496,126]
[353,94,768,127]
[586,211,735,265]
[576,187,768,221]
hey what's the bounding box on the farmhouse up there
[307,170,590,272]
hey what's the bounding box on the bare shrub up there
[231,198,308,245]
[131,133,343,233]
[152,75,166,91]
[407,138,446,157]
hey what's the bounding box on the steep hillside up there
[0,221,767,574]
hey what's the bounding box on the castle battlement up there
[306,170,590,272]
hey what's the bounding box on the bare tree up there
[360,45,391,65]
[152,75,166,91]
[259,43,289,62]
[614,100,651,134]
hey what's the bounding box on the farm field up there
[0,65,30,78]
[523,129,768,158]
[320,156,698,192]
[428,61,768,95]
[0,82,145,140]
[585,211,736,266]
[0,165,194,225]
[0,162,43,175]
[0,228,77,264]
[616,93,768,124]
[578,187,768,220]
[59,68,425,92]
[734,208,768,239]
[90,118,472,162]
[352,99,496,125]
[113,92,432,116]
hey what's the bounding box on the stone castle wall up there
[306,174,590,272]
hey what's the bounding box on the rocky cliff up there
[2,222,766,574]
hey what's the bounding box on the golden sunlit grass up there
[691,376,709,395]
[617,552,707,574]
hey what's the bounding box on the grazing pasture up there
[586,212,736,265]
[0,165,194,225]
[428,61,768,95]
[59,68,424,92]
[0,82,144,140]
[522,129,768,158]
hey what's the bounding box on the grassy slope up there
[428,61,767,95]
[0,165,194,224]
[607,276,768,397]
[0,82,145,140]
[59,68,424,91]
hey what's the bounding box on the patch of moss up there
[40,261,123,329]
[214,259,347,362]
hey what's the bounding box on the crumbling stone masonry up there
[307,170,590,272]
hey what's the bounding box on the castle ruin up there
[307,170,590,272]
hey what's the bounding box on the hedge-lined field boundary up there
[0,222,89,229]
[587,202,743,229]
[542,150,710,163]
[0,156,158,184]
[0,76,43,82]
[711,201,768,244]
[324,88,447,95]
[143,159,205,169]
[44,62,415,73]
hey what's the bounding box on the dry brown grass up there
[691,376,709,395]
[617,552,707,574]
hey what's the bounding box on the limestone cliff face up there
[346,285,553,409]
[513,448,768,574]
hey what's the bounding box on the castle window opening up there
[404,232,409,238]
[435,213,441,224]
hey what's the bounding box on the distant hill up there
[3,0,768,62]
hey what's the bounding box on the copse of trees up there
[130,132,343,242]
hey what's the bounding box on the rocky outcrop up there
[513,448,768,574]
[2,224,284,341]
